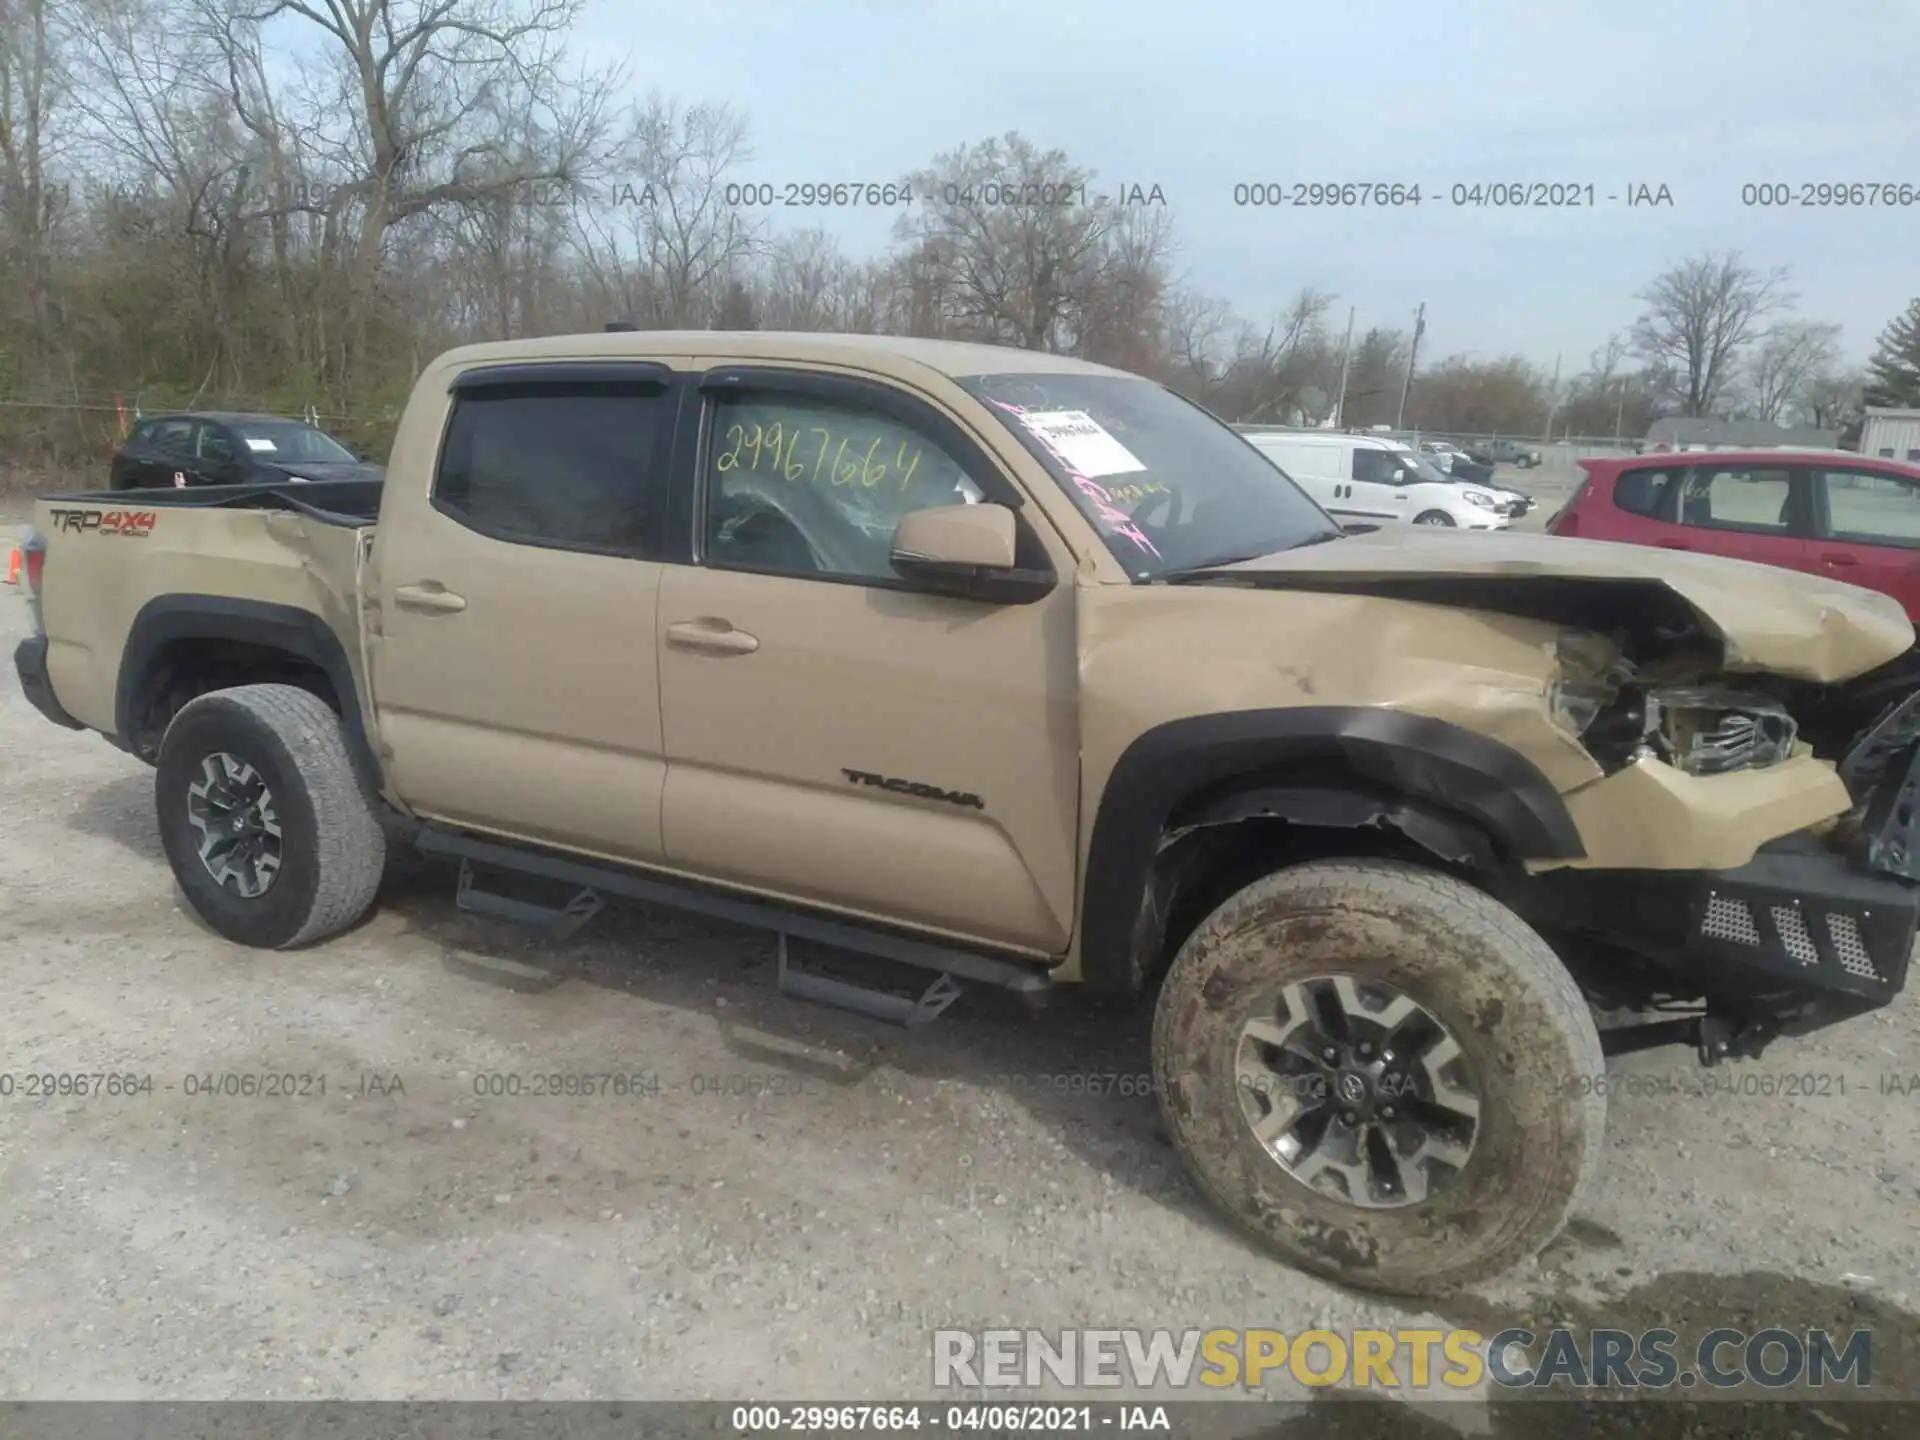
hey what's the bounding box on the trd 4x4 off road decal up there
[842,768,985,810]
[46,508,158,537]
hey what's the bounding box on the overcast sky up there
[573,0,1918,373]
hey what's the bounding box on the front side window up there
[1673,465,1795,533]
[151,420,195,455]
[1817,468,1920,547]
[702,393,985,582]
[434,383,669,553]
[957,373,1335,578]
[1353,448,1408,485]
[197,425,236,462]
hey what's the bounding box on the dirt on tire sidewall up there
[1152,861,1606,1297]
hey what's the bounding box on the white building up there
[1860,407,1920,465]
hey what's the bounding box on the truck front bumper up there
[12,635,84,731]
[1534,841,1915,1036]
[1534,732,1920,1037]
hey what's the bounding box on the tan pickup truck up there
[14,330,1920,1296]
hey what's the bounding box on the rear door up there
[1808,463,1920,619]
[368,360,685,862]
[1249,440,1341,514]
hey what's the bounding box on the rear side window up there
[1612,467,1679,517]
[433,383,670,554]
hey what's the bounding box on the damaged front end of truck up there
[1192,528,1920,1066]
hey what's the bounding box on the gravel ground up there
[4,499,1920,1431]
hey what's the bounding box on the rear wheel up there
[1152,860,1605,1296]
[157,683,386,949]
[1413,510,1455,526]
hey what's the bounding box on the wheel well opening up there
[129,639,341,760]
[1134,767,1506,997]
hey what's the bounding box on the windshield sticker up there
[245,438,277,452]
[1017,410,1147,479]
[994,402,1161,559]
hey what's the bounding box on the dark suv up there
[1469,438,1543,469]
[109,413,381,490]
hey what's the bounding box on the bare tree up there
[573,94,755,329]
[1800,369,1868,432]
[0,0,78,394]
[1630,251,1793,417]
[894,133,1157,352]
[205,0,616,383]
[1216,289,1333,421]
[1743,319,1842,422]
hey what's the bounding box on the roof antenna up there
[604,319,638,332]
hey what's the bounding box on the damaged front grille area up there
[1651,688,1798,776]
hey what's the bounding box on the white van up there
[1242,432,1509,529]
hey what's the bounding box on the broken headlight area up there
[1553,680,1799,776]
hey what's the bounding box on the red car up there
[1549,449,1920,621]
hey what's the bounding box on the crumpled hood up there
[1208,527,1915,683]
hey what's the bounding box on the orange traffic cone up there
[4,543,19,586]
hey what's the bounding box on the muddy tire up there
[157,683,387,950]
[1152,859,1604,1296]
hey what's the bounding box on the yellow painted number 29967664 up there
[715,417,926,495]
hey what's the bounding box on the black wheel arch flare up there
[1078,706,1587,993]
[116,594,379,788]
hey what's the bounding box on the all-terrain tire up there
[157,683,387,949]
[1152,859,1605,1296]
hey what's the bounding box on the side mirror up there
[890,503,1053,603]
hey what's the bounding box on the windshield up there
[229,420,358,465]
[1396,450,1460,486]
[956,373,1336,578]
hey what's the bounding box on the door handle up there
[1821,553,1860,567]
[394,583,468,613]
[667,618,760,655]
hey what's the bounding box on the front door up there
[655,367,1081,954]
[192,422,245,486]
[369,362,683,862]
[1347,447,1414,521]
[1661,460,1814,571]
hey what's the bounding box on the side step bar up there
[416,825,1054,1022]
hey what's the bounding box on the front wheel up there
[1152,860,1605,1296]
[1413,510,1455,526]
[157,683,387,949]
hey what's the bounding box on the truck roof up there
[433,330,1136,381]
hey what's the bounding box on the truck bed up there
[41,478,383,526]
[27,481,377,746]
